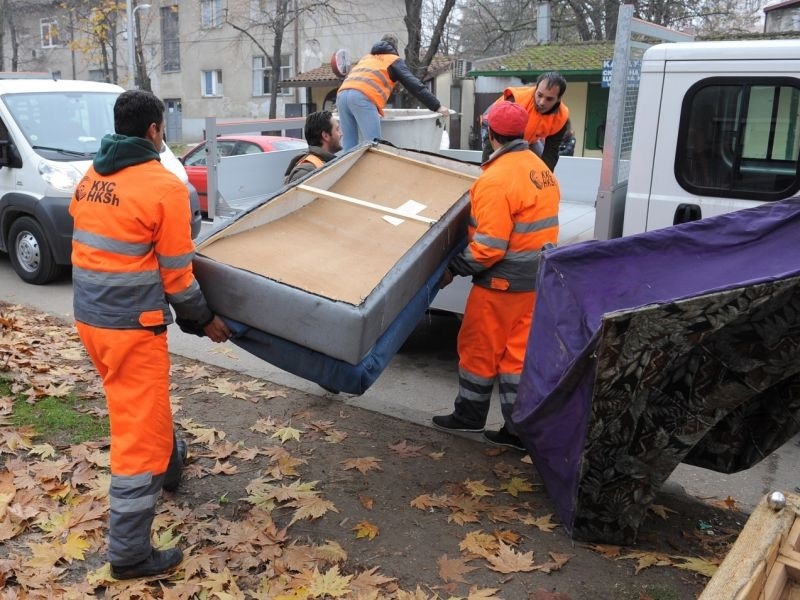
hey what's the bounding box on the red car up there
[181,135,307,214]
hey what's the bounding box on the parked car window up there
[675,77,800,201]
[238,141,263,155]
[184,140,237,167]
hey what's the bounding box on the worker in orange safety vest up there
[481,72,570,171]
[284,110,343,183]
[70,90,231,580]
[433,101,561,453]
[336,33,450,151]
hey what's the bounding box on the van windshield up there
[3,91,118,160]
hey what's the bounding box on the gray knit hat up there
[380,33,399,53]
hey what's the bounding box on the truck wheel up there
[8,216,63,285]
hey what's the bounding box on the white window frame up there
[201,0,223,29]
[201,70,223,97]
[252,55,292,97]
[41,18,60,48]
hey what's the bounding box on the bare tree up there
[225,0,342,119]
[404,0,457,77]
[454,0,760,52]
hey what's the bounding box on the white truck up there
[433,34,800,314]
[0,75,199,284]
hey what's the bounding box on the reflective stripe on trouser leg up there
[453,367,495,428]
[108,472,165,565]
[498,373,521,436]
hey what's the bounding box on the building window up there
[676,77,800,201]
[201,0,223,29]
[41,18,60,48]
[161,6,180,72]
[88,69,107,82]
[202,70,223,97]
[252,55,292,97]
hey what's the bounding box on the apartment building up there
[5,0,408,142]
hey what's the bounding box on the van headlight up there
[38,160,83,193]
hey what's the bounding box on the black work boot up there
[111,547,183,580]
[162,438,187,492]
[483,426,526,452]
[431,413,484,433]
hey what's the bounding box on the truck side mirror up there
[0,139,22,169]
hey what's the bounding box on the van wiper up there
[31,145,94,158]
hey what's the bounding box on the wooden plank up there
[296,184,436,225]
[699,493,800,600]
[369,147,478,181]
[762,562,788,600]
[787,519,800,552]
[777,555,800,581]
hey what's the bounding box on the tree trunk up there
[268,0,290,119]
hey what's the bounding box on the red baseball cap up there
[487,101,528,137]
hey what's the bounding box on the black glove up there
[175,317,205,337]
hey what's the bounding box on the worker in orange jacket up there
[481,72,570,171]
[284,110,343,183]
[433,101,561,452]
[70,90,231,580]
[336,33,450,151]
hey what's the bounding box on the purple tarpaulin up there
[514,198,800,542]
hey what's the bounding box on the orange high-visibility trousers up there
[75,322,173,476]
[458,285,536,379]
[452,286,536,431]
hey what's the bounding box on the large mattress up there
[513,198,800,544]
[193,143,478,382]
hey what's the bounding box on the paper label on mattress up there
[382,199,428,226]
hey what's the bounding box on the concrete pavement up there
[1,254,797,513]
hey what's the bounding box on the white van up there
[0,74,200,284]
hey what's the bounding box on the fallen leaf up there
[460,530,498,557]
[500,476,535,497]
[437,554,477,583]
[520,513,559,532]
[464,479,495,498]
[671,555,719,577]
[352,520,379,540]
[485,541,536,573]
[467,586,503,599]
[271,426,302,444]
[388,440,425,458]
[585,543,622,558]
[648,504,677,519]
[358,495,374,510]
[341,457,383,474]
[308,565,352,598]
[708,495,739,511]
[533,552,573,573]
[619,551,674,574]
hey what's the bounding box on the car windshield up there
[3,91,118,160]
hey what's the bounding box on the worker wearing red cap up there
[433,101,561,452]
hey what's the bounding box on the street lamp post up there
[126,0,151,89]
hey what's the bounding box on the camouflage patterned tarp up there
[513,199,800,543]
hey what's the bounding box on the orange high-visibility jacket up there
[449,139,560,292]
[70,155,211,330]
[338,54,400,115]
[498,86,570,145]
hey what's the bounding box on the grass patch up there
[4,378,109,445]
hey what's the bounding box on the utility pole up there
[125,0,150,89]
